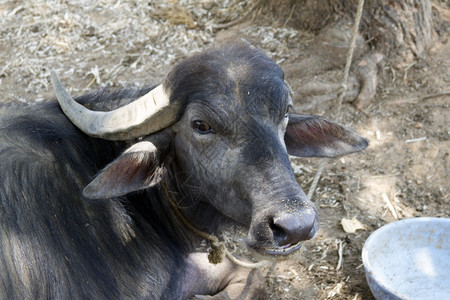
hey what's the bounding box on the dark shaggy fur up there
[0,91,198,298]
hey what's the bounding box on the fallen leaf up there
[341,217,367,233]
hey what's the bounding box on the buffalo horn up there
[51,70,179,140]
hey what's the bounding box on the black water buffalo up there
[0,42,367,299]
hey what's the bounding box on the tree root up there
[351,52,384,109]
[212,0,262,30]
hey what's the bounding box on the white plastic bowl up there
[362,217,450,300]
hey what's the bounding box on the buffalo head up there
[52,42,367,256]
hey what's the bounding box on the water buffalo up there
[0,42,367,299]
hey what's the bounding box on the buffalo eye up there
[192,120,214,134]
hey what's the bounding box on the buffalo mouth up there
[248,240,303,256]
[263,241,302,256]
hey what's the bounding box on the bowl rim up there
[361,217,450,299]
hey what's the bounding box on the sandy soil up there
[1,1,448,299]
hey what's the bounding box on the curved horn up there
[51,70,179,141]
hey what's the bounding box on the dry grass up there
[0,0,318,102]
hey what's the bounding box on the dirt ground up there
[0,1,448,299]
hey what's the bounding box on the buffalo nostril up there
[271,209,317,246]
[269,218,288,244]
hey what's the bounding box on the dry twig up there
[336,240,344,271]
[382,193,398,219]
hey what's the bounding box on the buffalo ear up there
[83,139,168,200]
[285,114,368,157]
